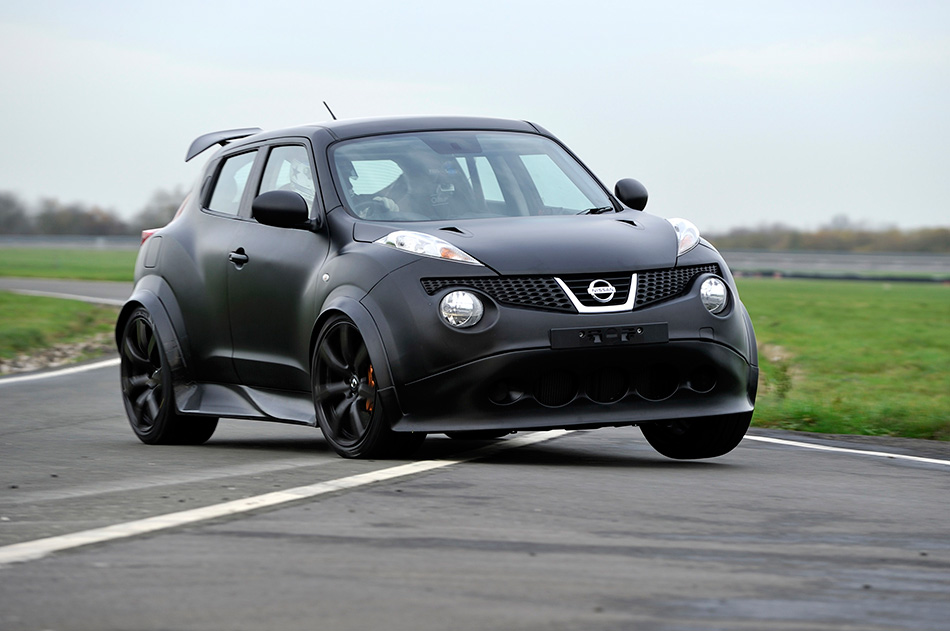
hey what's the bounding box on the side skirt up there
[176,382,315,426]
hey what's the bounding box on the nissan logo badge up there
[587,279,616,303]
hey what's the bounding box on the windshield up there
[330,131,613,221]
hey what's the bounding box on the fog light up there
[439,291,484,328]
[700,278,728,314]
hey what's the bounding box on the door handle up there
[228,249,249,266]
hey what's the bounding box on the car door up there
[226,142,330,391]
[179,149,260,384]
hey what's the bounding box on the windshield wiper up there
[578,206,614,215]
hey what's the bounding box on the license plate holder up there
[550,323,668,349]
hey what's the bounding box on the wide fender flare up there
[737,301,759,405]
[311,294,395,392]
[116,276,192,394]
[738,301,758,368]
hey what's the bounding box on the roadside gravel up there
[0,334,116,376]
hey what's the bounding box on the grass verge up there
[0,247,137,281]
[0,291,118,365]
[740,278,950,440]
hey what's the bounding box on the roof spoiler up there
[185,127,262,162]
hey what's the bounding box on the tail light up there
[140,229,157,245]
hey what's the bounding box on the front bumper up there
[361,254,758,433]
[386,339,757,432]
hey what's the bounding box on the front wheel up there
[639,412,752,460]
[119,307,218,445]
[312,316,424,459]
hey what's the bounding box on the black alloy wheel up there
[313,316,424,458]
[119,307,217,445]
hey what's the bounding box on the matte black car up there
[116,116,758,459]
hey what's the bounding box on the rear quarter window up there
[207,151,257,216]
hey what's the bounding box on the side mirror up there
[252,190,319,229]
[615,178,648,211]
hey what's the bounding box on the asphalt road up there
[722,250,950,278]
[0,277,132,305]
[1,279,949,630]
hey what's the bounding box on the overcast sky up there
[1,0,947,232]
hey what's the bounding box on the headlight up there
[375,230,483,265]
[700,278,728,314]
[666,217,700,256]
[439,291,484,328]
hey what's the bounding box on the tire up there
[639,412,752,460]
[313,315,424,459]
[119,307,218,445]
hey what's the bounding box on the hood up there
[417,212,678,275]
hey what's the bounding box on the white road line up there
[0,430,572,566]
[745,435,950,467]
[3,457,341,505]
[0,358,121,386]
[7,288,125,306]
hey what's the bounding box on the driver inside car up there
[338,158,409,218]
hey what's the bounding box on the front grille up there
[421,263,721,313]
[558,273,634,309]
[636,264,720,307]
[421,277,574,312]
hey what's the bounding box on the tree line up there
[0,189,185,236]
[706,220,949,253]
[1,190,947,253]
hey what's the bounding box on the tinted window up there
[348,160,403,195]
[208,152,257,216]
[259,146,316,212]
[330,131,611,222]
[456,156,504,202]
[520,154,593,210]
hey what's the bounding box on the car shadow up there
[201,426,742,469]
[418,435,734,469]
[203,436,331,454]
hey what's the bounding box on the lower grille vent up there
[486,362,719,407]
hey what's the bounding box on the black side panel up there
[227,221,329,391]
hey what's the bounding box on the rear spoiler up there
[185,127,262,162]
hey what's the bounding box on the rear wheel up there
[119,308,218,445]
[639,412,752,460]
[313,316,424,459]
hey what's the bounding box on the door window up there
[259,146,316,212]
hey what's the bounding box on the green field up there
[0,247,137,281]
[0,292,118,361]
[740,278,949,440]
